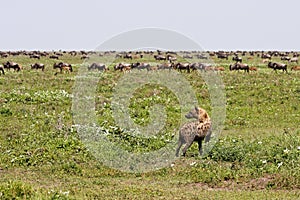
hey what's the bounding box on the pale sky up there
[1,0,299,51]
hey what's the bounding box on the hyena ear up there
[203,112,208,119]
[195,106,199,112]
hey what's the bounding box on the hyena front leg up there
[198,139,204,155]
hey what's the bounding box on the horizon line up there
[1,49,300,52]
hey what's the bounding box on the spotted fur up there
[175,106,212,157]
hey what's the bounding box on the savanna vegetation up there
[0,51,299,199]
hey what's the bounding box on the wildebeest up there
[53,62,73,75]
[183,55,193,59]
[49,55,59,59]
[3,61,22,71]
[167,55,177,62]
[130,62,140,69]
[81,55,89,60]
[0,65,4,75]
[154,55,166,61]
[268,62,287,73]
[31,63,45,71]
[289,57,298,64]
[29,54,40,59]
[133,54,143,59]
[114,63,131,72]
[0,53,8,58]
[281,56,291,61]
[261,53,272,59]
[232,56,242,63]
[123,54,132,59]
[196,54,208,59]
[229,62,249,72]
[174,63,190,73]
[189,63,205,71]
[132,62,150,70]
[55,52,63,56]
[88,63,108,71]
[157,63,173,71]
[114,63,122,71]
[146,65,158,71]
[115,53,123,58]
[217,53,228,60]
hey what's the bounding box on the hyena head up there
[185,106,209,122]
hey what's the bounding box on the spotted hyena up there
[175,106,212,157]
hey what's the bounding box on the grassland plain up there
[0,52,299,199]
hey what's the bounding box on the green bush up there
[0,181,34,199]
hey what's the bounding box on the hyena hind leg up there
[175,140,183,157]
[198,139,204,155]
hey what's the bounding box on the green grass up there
[0,52,299,199]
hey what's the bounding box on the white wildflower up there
[297,146,300,150]
[277,162,283,168]
[283,148,290,154]
[190,161,197,166]
[61,191,69,196]
[258,141,262,144]
[262,160,267,164]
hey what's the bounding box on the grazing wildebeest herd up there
[0,50,298,159]
[0,50,300,76]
